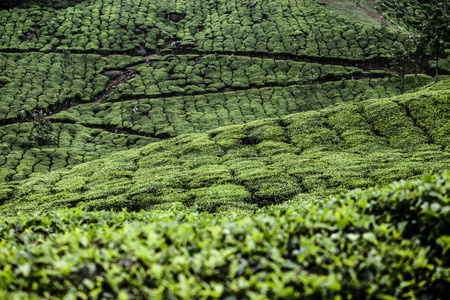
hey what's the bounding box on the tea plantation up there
[0,0,450,298]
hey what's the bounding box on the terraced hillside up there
[1,87,450,216]
[0,0,442,183]
[0,0,450,298]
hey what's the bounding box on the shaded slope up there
[1,89,449,215]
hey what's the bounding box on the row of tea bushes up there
[106,54,363,101]
[60,75,431,138]
[0,172,449,298]
[0,122,154,182]
[0,52,143,123]
[181,0,400,59]
[1,88,449,214]
[0,0,401,60]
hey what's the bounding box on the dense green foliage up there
[1,0,449,297]
[105,55,364,100]
[0,122,152,182]
[183,0,397,59]
[0,0,443,185]
[60,75,429,136]
[0,50,430,183]
[1,173,450,299]
[28,0,87,9]
[417,6,450,76]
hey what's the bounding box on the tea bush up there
[375,0,444,30]
[0,0,438,187]
[0,1,449,297]
[0,172,450,298]
[0,122,154,182]
[184,0,400,59]
[106,54,363,101]
[0,0,170,53]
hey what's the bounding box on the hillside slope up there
[1,0,446,184]
[1,86,449,215]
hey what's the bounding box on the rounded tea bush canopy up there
[1,172,450,298]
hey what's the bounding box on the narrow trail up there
[0,47,398,72]
[0,44,437,74]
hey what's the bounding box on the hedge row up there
[182,0,401,59]
[0,0,170,53]
[0,51,403,126]
[0,172,449,299]
[1,88,449,214]
[0,73,431,184]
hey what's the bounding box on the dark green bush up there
[30,112,56,146]
[375,0,444,31]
